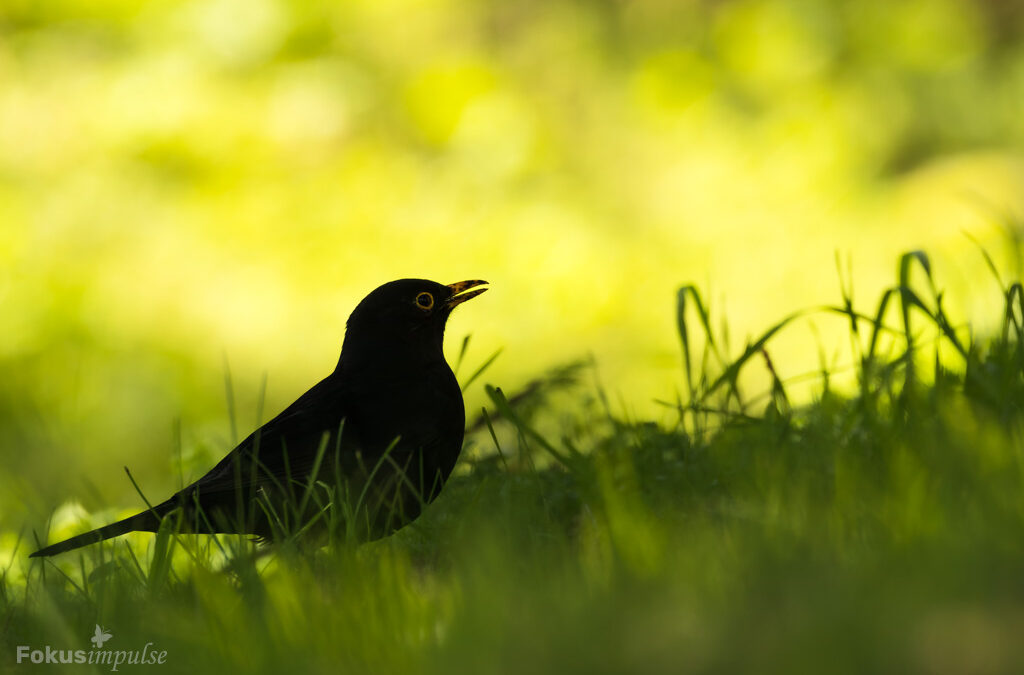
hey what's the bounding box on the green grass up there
[4,249,1024,674]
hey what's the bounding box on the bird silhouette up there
[31,279,488,558]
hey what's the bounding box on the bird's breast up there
[345,362,464,456]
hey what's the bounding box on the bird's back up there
[167,358,465,540]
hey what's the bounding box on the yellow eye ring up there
[415,292,434,310]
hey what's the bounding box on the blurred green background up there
[2,0,1024,531]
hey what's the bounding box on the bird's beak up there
[446,280,488,309]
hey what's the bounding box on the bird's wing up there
[167,366,463,534]
[180,374,357,499]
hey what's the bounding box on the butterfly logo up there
[90,625,112,649]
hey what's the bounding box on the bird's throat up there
[336,327,447,377]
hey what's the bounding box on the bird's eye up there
[415,292,434,310]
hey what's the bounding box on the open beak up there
[446,280,488,310]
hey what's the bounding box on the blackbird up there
[31,278,488,558]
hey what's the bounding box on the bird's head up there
[340,279,488,369]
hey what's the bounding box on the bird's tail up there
[30,504,170,558]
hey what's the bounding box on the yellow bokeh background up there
[2,0,1024,525]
